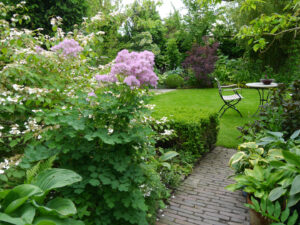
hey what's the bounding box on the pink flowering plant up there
[95,49,158,88]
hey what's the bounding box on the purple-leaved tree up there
[182,42,219,87]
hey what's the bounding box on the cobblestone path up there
[156,147,250,225]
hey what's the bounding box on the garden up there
[0,0,299,224]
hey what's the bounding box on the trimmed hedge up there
[154,114,219,163]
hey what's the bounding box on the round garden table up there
[246,82,278,116]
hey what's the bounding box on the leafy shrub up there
[182,42,219,88]
[4,0,87,34]
[154,114,219,164]
[211,55,262,84]
[164,74,184,89]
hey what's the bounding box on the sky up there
[157,0,187,18]
[124,0,187,18]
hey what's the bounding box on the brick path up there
[156,147,250,225]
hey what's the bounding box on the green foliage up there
[154,114,219,164]
[19,83,168,225]
[164,74,184,89]
[130,31,160,55]
[240,80,300,140]
[166,38,181,70]
[4,0,88,34]
[246,196,299,225]
[0,168,83,225]
[26,156,56,184]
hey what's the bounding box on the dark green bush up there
[164,74,184,89]
[4,0,87,34]
[154,114,219,164]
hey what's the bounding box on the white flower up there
[108,128,114,134]
[37,135,42,139]
[0,125,4,130]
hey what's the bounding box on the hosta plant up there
[0,168,83,225]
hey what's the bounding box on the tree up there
[4,0,88,34]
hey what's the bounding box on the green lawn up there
[150,88,260,148]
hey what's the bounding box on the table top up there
[246,82,278,88]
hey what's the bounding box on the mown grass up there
[150,88,260,148]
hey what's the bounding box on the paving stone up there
[156,147,250,225]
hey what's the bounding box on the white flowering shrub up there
[0,3,171,225]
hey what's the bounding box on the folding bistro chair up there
[215,78,243,117]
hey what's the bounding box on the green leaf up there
[159,151,179,161]
[33,198,76,217]
[5,196,28,214]
[161,162,171,169]
[287,193,300,207]
[290,175,300,195]
[282,151,300,167]
[269,187,286,201]
[3,184,43,209]
[274,201,281,218]
[280,207,290,222]
[229,152,246,166]
[290,129,300,140]
[88,179,100,186]
[0,212,26,225]
[287,210,298,225]
[253,44,260,52]
[33,216,84,225]
[31,169,82,192]
[267,198,275,215]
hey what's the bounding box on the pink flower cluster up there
[51,39,83,57]
[95,50,158,87]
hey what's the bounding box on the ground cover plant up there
[151,88,259,148]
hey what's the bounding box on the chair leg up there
[218,104,226,113]
[219,100,243,117]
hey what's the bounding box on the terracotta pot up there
[247,195,273,225]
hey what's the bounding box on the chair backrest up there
[214,78,223,99]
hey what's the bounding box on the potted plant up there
[260,74,273,85]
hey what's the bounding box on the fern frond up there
[26,155,56,184]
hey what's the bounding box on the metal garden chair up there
[215,78,243,117]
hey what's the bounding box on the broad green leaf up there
[290,129,300,140]
[281,207,290,222]
[3,184,43,209]
[33,198,76,217]
[287,210,298,225]
[33,216,84,225]
[290,175,300,195]
[282,151,300,167]
[266,131,283,138]
[89,179,100,186]
[31,169,82,192]
[0,212,26,225]
[17,204,36,224]
[269,187,286,201]
[159,151,179,161]
[5,196,28,214]
[229,152,246,166]
[161,162,171,169]
[287,193,300,207]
